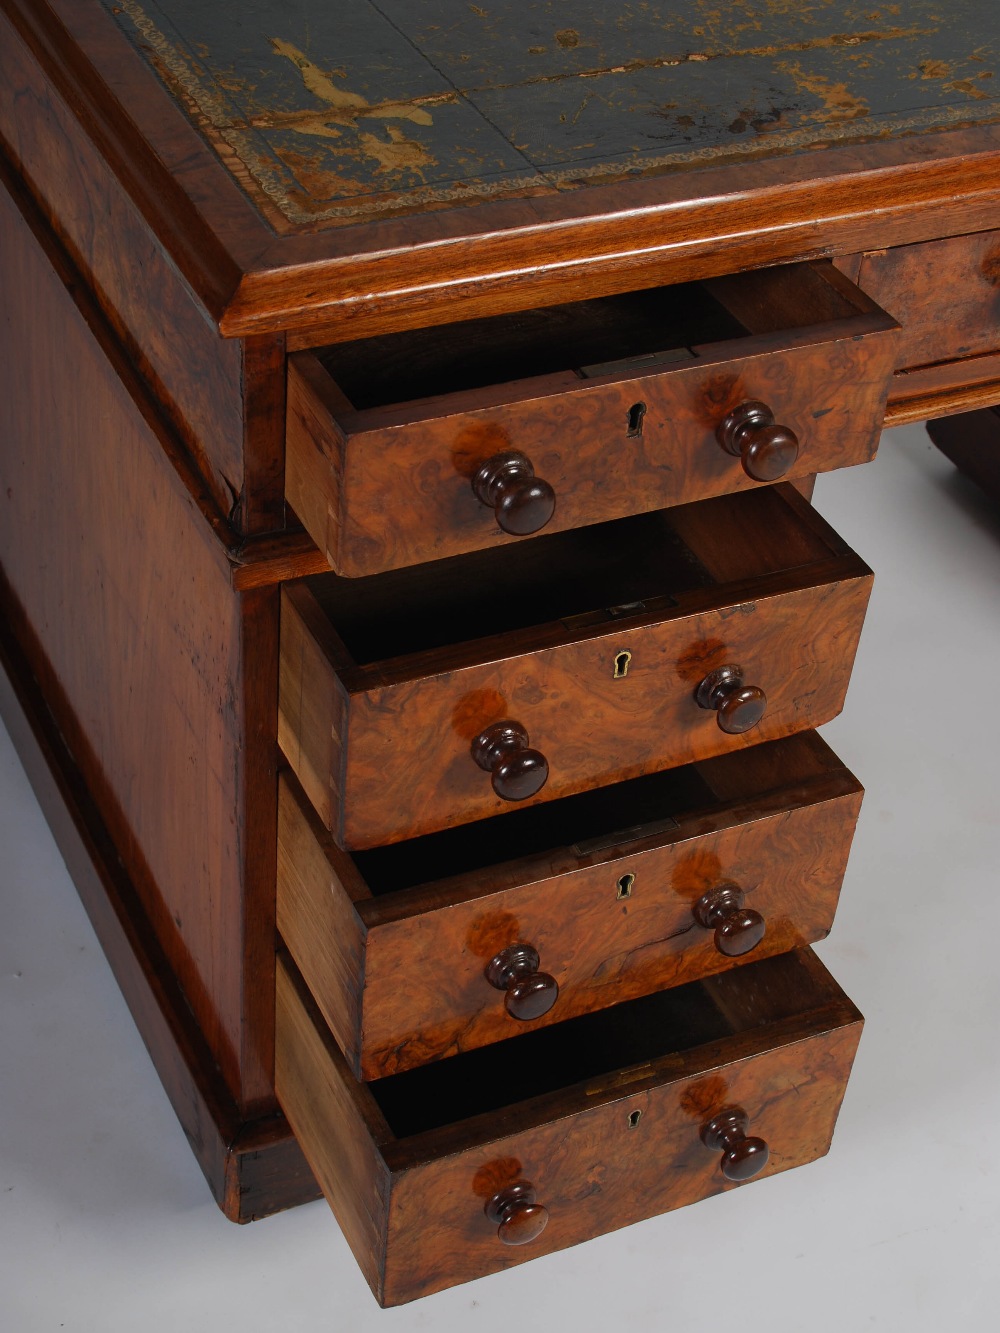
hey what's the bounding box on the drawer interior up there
[349,730,849,901]
[304,484,843,670]
[287,947,854,1140]
[315,262,869,413]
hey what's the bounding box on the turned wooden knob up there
[694,883,766,957]
[486,944,559,1020]
[485,1180,549,1245]
[701,1107,770,1182]
[472,450,556,535]
[472,720,549,801]
[695,665,767,734]
[717,400,799,482]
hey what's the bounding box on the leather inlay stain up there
[268,39,439,175]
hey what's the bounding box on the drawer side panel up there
[277,774,366,1073]
[275,955,392,1301]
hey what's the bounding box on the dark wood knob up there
[694,883,766,957]
[485,1180,549,1246]
[472,451,556,535]
[717,400,799,482]
[472,720,549,801]
[701,1107,770,1182]
[486,943,559,1020]
[695,665,767,734]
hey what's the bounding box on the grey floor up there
[2,422,998,1331]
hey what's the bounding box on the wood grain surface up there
[275,947,863,1305]
[278,731,863,1079]
[0,576,322,1220]
[857,228,1000,371]
[287,261,898,576]
[0,6,249,524]
[0,176,270,1109]
[279,485,873,848]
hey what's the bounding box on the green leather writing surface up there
[102,1,1000,226]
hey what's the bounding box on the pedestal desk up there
[2,0,999,1306]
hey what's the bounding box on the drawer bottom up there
[276,947,863,1305]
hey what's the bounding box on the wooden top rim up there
[8,0,1000,340]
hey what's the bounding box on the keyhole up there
[613,650,632,679]
[628,1109,643,1129]
[617,873,635,900]
[627,402,646,437]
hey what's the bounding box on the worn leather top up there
[102,1,1000,228]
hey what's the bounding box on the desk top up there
[102,0,1000,229]
[8,0,1000,339]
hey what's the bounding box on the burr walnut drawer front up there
[287,260,899,576]
[276,946,863,1306]
[278,732,862,1081]
[278,485,872,849]
[851,229,1000,372]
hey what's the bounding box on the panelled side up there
[0,181,260,1107]
[0,8,269,529]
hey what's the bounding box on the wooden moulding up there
[277,731,864,1080]
[275,946,864,1306]
[278,484,874,849]
[885,365,1000,427]
[7,1,1000,346]
[0,590,319,1222]
[286,260,899,577]
[219,138,1000,345]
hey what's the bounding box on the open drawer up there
[286,260,899,576]
[278,484,872,848]
[276,946,863,1305]
[278,731,863,1079]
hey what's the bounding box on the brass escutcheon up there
[613,649,632,679]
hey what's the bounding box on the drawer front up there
[278,734,863,1079]
[276,949,863,1306]
[287,262,898,577]
[281,564,871,849]
[856,230,1000,372]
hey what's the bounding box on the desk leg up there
[927,408,1000,504]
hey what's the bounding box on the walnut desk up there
[2,0,999,1305]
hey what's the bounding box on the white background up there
[2,423,998,1331]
